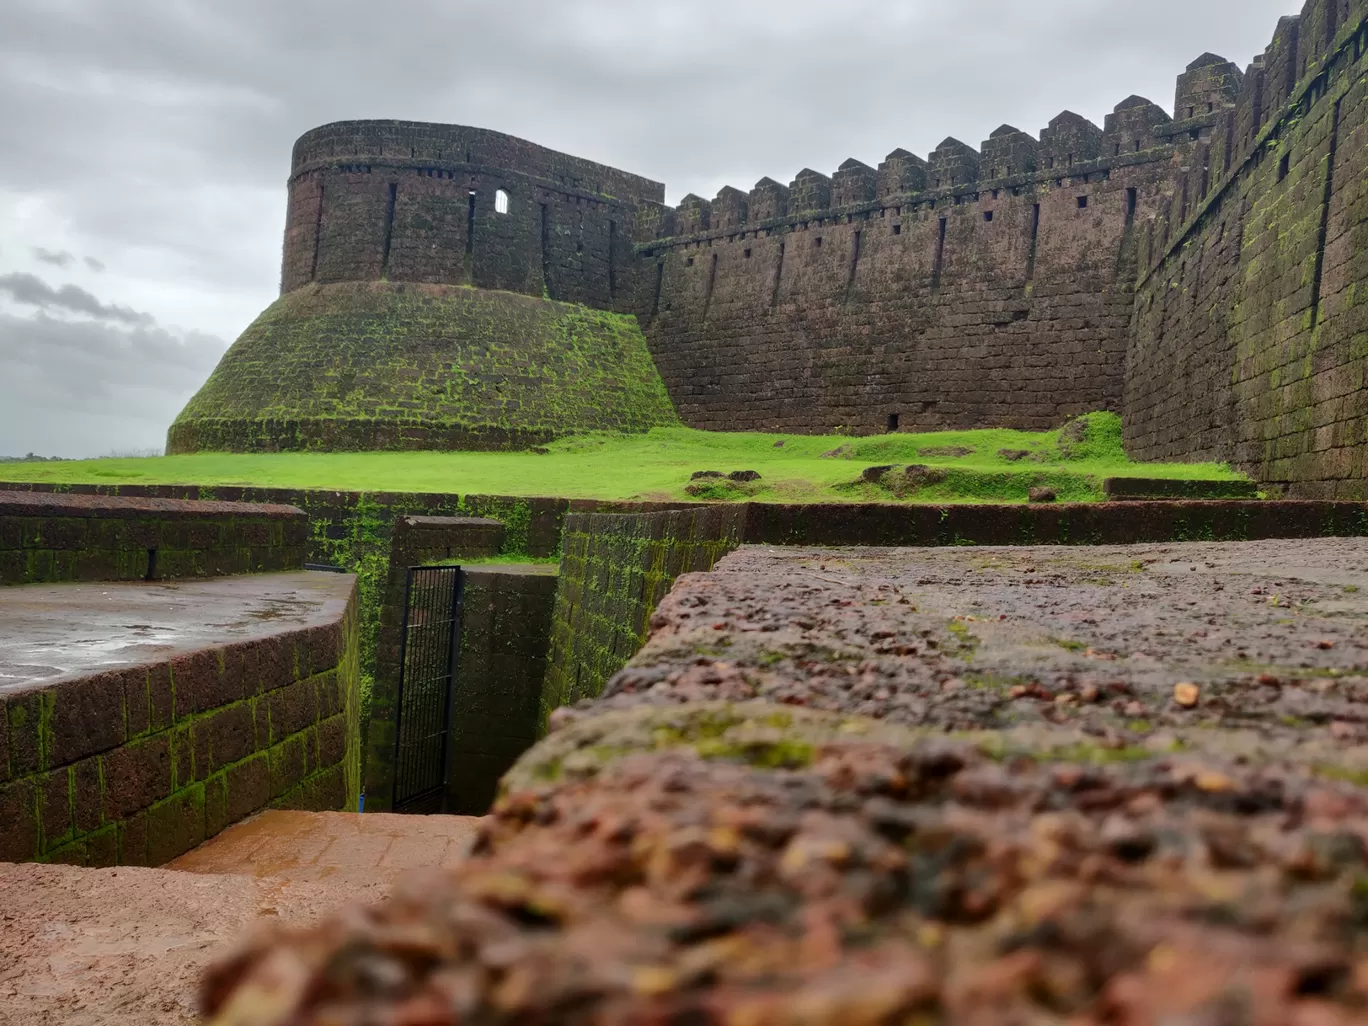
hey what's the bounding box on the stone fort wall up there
[253,0,1368,494]
[281,121,664,311]
[1125,0,1368,497]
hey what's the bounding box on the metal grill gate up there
[392,566,464,813]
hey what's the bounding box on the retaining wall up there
[0,576,361,867]
[0,490,307,586]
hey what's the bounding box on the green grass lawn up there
[0,414,1246,504]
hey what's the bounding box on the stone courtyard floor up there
[0,812,479,1026]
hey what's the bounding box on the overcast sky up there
[0,0,1296,457]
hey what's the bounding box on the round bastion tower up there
[168,121,679,453]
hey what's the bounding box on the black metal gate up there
[392,565,464,813]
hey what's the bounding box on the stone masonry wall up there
[541,508,747,724]
[281,121,664,313]
[1126,1,1368,496]
[446,565,558,816]
[0,585,361,868]
[0,491,308,586]
[632,86,1225,435]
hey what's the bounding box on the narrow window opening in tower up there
[495,189,510,215]
[1187,106,1195,118]
[1135,139,1142,152]
[815,237,823,248]
[1067,153,1074,165]
[1077,195,1089,209]
[1125,188,1138,226]
[1027,203,1041,280]
[1278,152,1291,182]
[887,413,900,433]
[686,256,694,267]
[1207,102,1214,113]
[1114,143,1121,156]
[744,248,752,258]
[984,211,994,222]
[892,223,902,236]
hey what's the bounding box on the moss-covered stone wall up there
[1126,4,1368,496]
[0,585,361,867]
[0,490,307,586]
[167,282,679,454]
[541,508,746,725]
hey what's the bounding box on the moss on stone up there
[168,282,679,454]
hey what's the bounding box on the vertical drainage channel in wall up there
[1310,96,1343,330]
[703,252,719,320]
[769,241,786,311]
[608,220,618,302]
[845,230,862,302]
[310,180,326,282]
[465,191,477,285]
[379,182,398,278]
[540,202,555,300]
[931,218,948,290]
[651,261,664,318]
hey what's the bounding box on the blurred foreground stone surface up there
[204,541,1368,1024]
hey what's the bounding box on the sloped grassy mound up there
[168,282,679,453]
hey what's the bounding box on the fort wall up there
[631,99,1216,435]
[280,121,663,312]
[1125,0,1368,497]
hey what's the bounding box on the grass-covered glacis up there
[7,413,1247,504]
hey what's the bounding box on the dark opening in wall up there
[145,549,159,582]
[1027,203,1041,280]
[1114,143,1122,156]
[845,230,862,298]
[1278,152,1291,182]
[1207,102,1214,113]
[1077,195,1089,209]
[686,256,695,267]
[815,236,823,247]
[1187,106,1195,118]
[744,248,752,258]
[892,223,901,235]
[983,211,994,222]
[1134,140,1142,152]
[887,413,900,433]
[1125,188,1137,226]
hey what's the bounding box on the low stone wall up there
[0,577,361,867]
[0,490,307,586]
[447,565,558,815]
[541,507,746,723]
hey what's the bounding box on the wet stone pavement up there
[205,540,1368,1025]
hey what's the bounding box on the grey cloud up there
[0,309,227,457]
[0,272,152,325]
[32,247,75,269]
[84,256,105,272]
